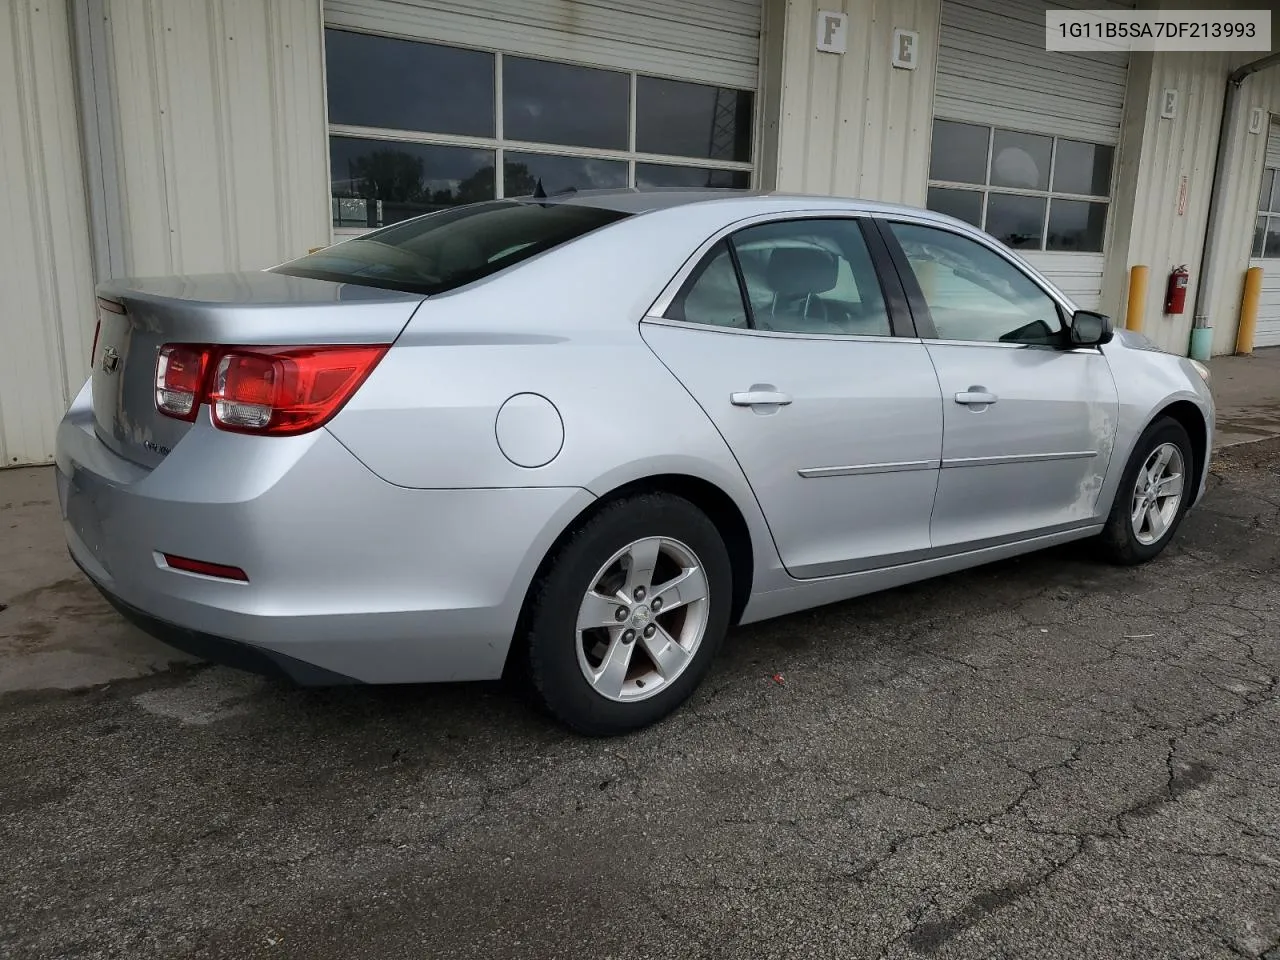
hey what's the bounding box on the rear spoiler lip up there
[89,276,421,350]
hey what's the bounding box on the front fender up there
[1098,343,1214,515]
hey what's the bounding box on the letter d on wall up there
[816,11,848,54]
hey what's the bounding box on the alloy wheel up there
[1131,442,1185,546]
[574,536,710,702]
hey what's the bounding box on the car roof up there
[506,187,974,231]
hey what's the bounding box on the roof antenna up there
[532,178,546,199]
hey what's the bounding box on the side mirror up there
[1069,309,1114,347]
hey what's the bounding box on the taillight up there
[155,345,210,421]
[154,344,388,435]
[90,320,100,366]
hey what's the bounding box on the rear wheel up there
[1098,416,1194,565]
[522,493,732,736]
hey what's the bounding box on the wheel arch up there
[1152,398,1210,505]
[590,474,756,626]
[506,472,758,676]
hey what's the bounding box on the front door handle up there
[731,389,793,407]
[954,389,998,406]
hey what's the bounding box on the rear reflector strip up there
[161,553,249,582]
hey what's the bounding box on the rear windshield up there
[271,200,631,296]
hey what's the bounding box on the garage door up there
[323,0,761,231]
[926,0,1133,310]
[1248,120,1280,348]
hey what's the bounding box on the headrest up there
[766,247,838,296]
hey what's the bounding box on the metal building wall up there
[0,1,97,467]
[1101,51,1236,355]
[760,0,940,205]
[99,0,330,278]
[1209,74,1280,354]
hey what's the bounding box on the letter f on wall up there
[816,11,846,52]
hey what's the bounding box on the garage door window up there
[926,120,1112,254]
[325,28,755,231]
[1251,167,1280,258]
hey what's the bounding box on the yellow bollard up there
[1125,265,1149,332]
[1236,265,1263,355]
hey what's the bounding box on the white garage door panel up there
[325,0,763,88]
[1024,253,1106,312]
[1248,260,1280,348]
[1267,122,1280,168]
[936,0,1131,144]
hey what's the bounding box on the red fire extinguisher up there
[1165,265,1190,315]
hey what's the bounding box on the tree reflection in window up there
[330,138,496,228]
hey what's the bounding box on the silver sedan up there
[56,190,1214,735]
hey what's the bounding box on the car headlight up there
[1189,359,1211,384]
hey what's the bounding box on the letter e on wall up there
[892,29,919,69]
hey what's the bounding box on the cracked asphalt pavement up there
[3,440,1280,960]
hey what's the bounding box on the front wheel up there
[521,493,733,736]
[1098,416,1195,565]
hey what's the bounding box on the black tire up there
[1097,416,1195,565]
[521,492,733,736]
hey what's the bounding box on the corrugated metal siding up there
[104,0,330,277]
[1102,51,1231,355]
[767,0,940,205]
[1207,70,1280,355]
[325,0,763,89]
[0,1,97,466]
[936,0,1131,144]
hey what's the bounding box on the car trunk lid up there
[90,271,423,469]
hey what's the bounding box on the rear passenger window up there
[667,242,749,328]
[731,219,890,336]
[666,219,892,336]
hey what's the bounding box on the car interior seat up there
[760,247,845,334]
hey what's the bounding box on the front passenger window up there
[887,221,1064,345]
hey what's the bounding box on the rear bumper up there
[81,562,358,684]
[56,382,594,683]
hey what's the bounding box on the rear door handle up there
[730,390,793,407]
[954,389,998,406]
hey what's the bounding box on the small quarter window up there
[667,242,749,329]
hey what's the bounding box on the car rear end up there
[56,263,595,684]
